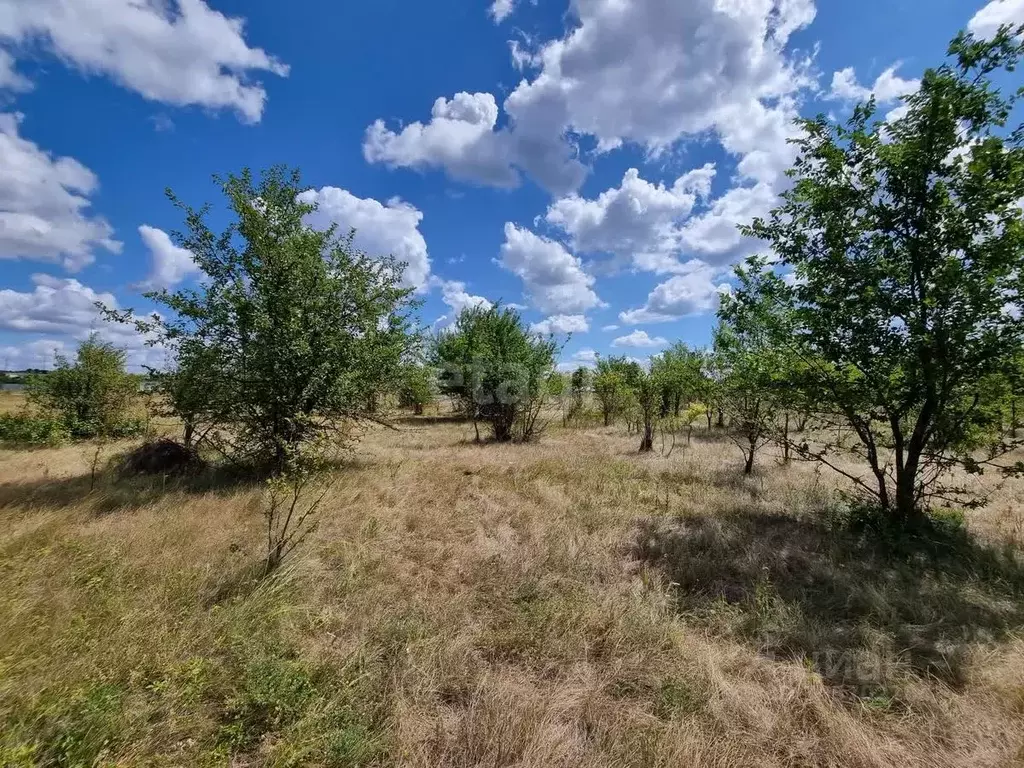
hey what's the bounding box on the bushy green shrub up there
[0,412,70,446]
[27,335,143,440]
[433,305,557,442]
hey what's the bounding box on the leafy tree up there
[568,366,591,423]
[593,356,642,426]
[433,305,557,442]
[109,166,417,472]
[736,28,1024,522]
[694,350,722,430]
[28,334,141,438]
[711,318,781,474]
[633,369,660,453]
[399,363,436,415]
[156,341,225,449]
[651,342,702,417]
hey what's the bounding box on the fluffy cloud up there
[0,273,167,369]
[432,278,492,328]
[298,187,431,291]
[545,164,715,272]
[968,0,1024,38]
[619,261,728,324]
[829,65,919,104]
[498,223,602,314]
[363,93,519,189]
[489,0,516,23]
[676,183,778,265]
[0,338,68,370]
[505,0,814,153]
[136,225,198,291]
[0,0,287,122]
[0,113,120,270]
[573,348,598,363]
[0,273,118,335]
[557,346,599,372]
[0,49,29,91]
[601,324,619,332]
[530,314,589,335]
[611,330,668,348]
[365,0,815,195]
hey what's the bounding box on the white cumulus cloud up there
[530,314,589,335]
[364,0,815,196]
[498,223,602,314]
[0,113,120,271]
[829,65,919,104]
[136,225,198,291]
[0,48,30,91]
[612,330,668,348]
[0,273,118,335]
[363,92,520,189]
[545,164,715,272]
[619,261,729,324]
[0,273,168,369]
[489,0,516,23]
[0,0,288,122]
[298,187,432,291]
[968,0,1024,38]
[432,278,493,328]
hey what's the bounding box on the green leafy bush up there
[0,412,69,446]
[433,305,557,442]
[27,335,143,440]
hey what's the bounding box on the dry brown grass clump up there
[1,416,1023,766]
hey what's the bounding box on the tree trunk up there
[782,413,790,464]
[894,451,925,525]
[716,408,725,428]
[414,402,424,416]
[639,423,654,453]
[705,408,713,430]
[743,443,755,475]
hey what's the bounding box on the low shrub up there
[0,412,69,446]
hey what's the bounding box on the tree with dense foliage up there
[399,363,436,415]
[735,28,1024,522]
[27,334,142,439]
[651,342,702,418]
[109,166,418,472]
[593,356,642,427]
[711,312,784,475]
[156,341,224,449]
[433,305,557,442]
[568,366,591,424]
[633,369,660,453]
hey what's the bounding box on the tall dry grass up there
[1,413,1023,766]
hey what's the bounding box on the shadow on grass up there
[390,414,468,427]
[0,464,263,514]
[631,510,1024,696]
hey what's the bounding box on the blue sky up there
[0,0,1020,371]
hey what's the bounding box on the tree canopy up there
[732,26,1024,521]
[111,166,418,471]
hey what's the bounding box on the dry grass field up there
[2,403,1024,767]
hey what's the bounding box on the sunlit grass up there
[1,415,1023,766]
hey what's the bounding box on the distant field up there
[0,390,26,414]
[1,415,1023,766]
